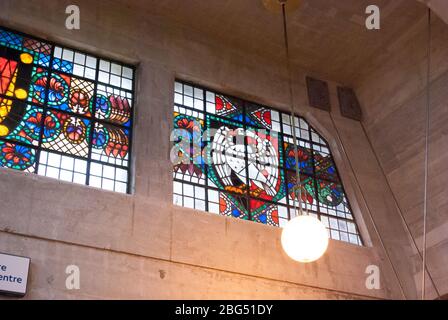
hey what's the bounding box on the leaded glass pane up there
[0,27,134,194]
[172,80,363,245]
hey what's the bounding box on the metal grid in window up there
[0,26,135,194]
[172,80,363,246]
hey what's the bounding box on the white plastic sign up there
[0,252,30,297]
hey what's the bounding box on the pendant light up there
[264,0,329,263]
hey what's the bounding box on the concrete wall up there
[356,12,448,299]
[0,0,425,299]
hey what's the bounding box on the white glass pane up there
[60,156,74,170]
[122,67,133,79]
[90,163,102,176]
[37,165,46,176]
[99,60,110,71]
[115,168,128,182]
[174,93,183,104]
[73,64,84,77]
[59,170,73,182]
[74,159,87,173]
[111,63,121,75]
[183,183,194,197]
[86,56,96,68]
[195,186,205,200]
[184,96,193,107]
[110,75,121,87]
[73,173,86,185]
[40,151,48,164]
[102,178,114,191]
[115,182,127,193]
[209,203,219,214]
[184,85,193,96]
[85,68,96,80]
[194,88,203,99]
[74,52,85,64]
[89,176,102,188]
[173,194,182,206]
[206,91,214,102]
[173,181,183,194]
[122,78,132,90]
[47,153,61,167]
[103,165,115,179]
[99,71,109,83]
[208,189,219,202]
[184,197,194,209]
[62,49,74,61]
[46,167,59,179]
[54,46,63,59]
[195,199,206,211]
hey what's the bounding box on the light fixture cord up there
[422,7,431,301]
[281,2,307,217]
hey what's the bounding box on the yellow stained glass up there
[20,53,33,64]
[14,88,28,100]
[0,124,9,136]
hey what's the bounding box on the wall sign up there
[0,252,30,297]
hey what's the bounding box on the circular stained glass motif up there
[31,72,69,106]
[63,118,88,145]
[0,142,35,170]
[91,94,111,119]
[92,123,109,149]
[19,109,61,144]
[70,90,90,114]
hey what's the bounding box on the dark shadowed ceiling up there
[114,0,428,84]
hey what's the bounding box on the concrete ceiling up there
[115,0,429,85]
[419,0,448,24]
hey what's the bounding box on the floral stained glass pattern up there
[0,141,36,172]
[173,80,363,245]
[0,27,135,193]
[172,108,205,185]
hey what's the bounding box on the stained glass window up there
[173,80,363,245]
[0,27,134,193]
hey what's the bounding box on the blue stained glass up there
[243,115,258,127]
[0,29,22,47]
[37,53,51,67]
[52,58,74,73]
[173,80,363,246]
[0,27,134,194]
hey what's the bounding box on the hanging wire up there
[329,113,408,299]
[422,7,432,301]
[279,0,433,300]
[280,1,307,217]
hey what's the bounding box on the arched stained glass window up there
[172,80,363,245]
[0,27,134,193]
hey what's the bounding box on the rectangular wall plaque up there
[337,86,363,121]
[0,252,30,297]
[306,76,331,111]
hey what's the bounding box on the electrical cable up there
[280,1,308,218]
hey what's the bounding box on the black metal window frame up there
[173,79,363,246]
[0,26,136,194]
